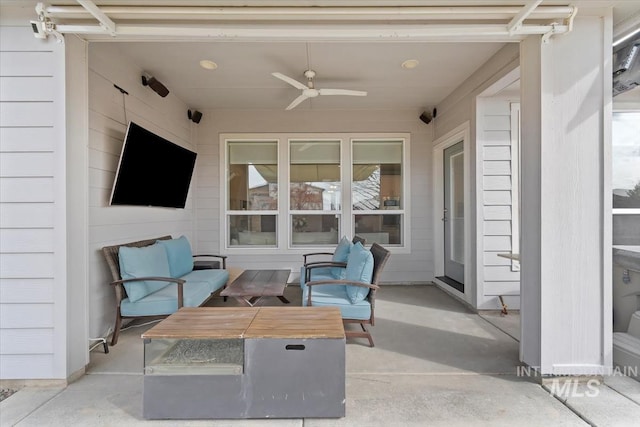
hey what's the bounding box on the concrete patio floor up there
[3,285,640,426]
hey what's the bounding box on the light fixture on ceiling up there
[141,74,169,97]
[199,60,218,70]
[401,59,419,69]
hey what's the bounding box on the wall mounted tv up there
[109,121,197,209]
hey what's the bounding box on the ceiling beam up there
[54,23,569,43]
[45,4,575,21]
[507,0,543,35]
[75,0,116,36]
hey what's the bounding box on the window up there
[352,140,404,245]
[226,140,278,247]
[290,140,341,246]
[222,134,409,251]
[612,111,640,245]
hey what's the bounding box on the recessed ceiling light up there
[200,60,218,70]
[401,59,419,69]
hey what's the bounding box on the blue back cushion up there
[157,236,193,278]
[331,236,353,279]
[118,243,171,302]
[345,242,374,304]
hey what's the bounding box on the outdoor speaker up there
[419,111,433,124]
[188,109,203,124]
[419,108,437,124]
[141,75,169,97]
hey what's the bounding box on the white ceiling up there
[114,41,506,111]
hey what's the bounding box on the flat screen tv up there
[109,121,197,209]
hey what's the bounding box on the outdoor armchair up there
[304,242,390,347]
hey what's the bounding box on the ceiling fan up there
[272,70,367,110]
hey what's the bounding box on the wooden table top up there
[141,306,345,340]
[220,269,290,297]
[246,307,344,339]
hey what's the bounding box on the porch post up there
[519,12,612,375]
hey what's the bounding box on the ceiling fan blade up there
[272,72,308,91]
[286,94,309,110]
[319,88,368,96]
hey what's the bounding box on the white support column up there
[520,13,613,375]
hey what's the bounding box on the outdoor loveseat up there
[102,235,229,345]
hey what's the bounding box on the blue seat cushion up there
[345,242,374,304]
[118,243,171,302]
[181,269,229,294]
[120,280,213,317]
[156,236,194,278]
[308,286,371,320]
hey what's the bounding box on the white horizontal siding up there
[484,190,511,205]
[0,229,54,252]
[0,76,55,101]
[0,177,54,202]
[483,146,510,160]
[0,304,54,328]
[0,24,64,380]
[0,355,54,380]
[484,205,511,220]
[0,102,55,127]
[0,52,56,76]
[483,175,511,190]
[0,279,54,303]
[0,127,56,152]
[0,203,54,228]
[484,220,511,236]
[483,160,511,175]
[479,99,520,310]
[0,329,54,354]
[0,253,55,278]
[0,152,54,177]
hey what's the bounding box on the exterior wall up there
[194,109,433,283]
[478,98,520,310]
[432,44,519,309]
[0,10,67,379]
[86,44,196,339]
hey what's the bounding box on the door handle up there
[442,208,448,222]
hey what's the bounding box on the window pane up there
[290,141,341,210]
[352,140,402,211]
[291,214,339,246]
[228,141,277,210]
[450,151,465,264]
[354,214,402,245]
[613,215,640,245]
[613,112,640,208]
[229,215,276,246]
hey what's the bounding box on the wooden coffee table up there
[220,269,291,307]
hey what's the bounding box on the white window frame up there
[220,132,410,254]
